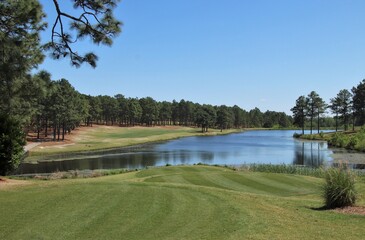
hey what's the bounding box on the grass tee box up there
[1,165,364,240]
[26,126,240,162]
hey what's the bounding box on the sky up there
[38,0,365,114]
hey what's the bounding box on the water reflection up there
[17,151,160,174]
[293,141,329,167]
[16,130,336,174]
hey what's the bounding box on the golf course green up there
[1,165,364,239]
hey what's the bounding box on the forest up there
[4,71,293,142]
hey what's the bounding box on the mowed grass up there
[27,126,240,161]
[1,166,364,240]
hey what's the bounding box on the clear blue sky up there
[38,0,365,114]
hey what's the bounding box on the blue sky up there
[38,0,365,114]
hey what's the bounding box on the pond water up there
[16,130,337,174]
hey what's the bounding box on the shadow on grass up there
[307,206,328,211]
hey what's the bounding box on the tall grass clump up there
[323,164,357,209]
[242,164,325,178]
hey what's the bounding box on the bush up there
[346,136,358,149]
[0,115,26,175]
[323,164,357,209]
[329,132,350,148]
[354,127,365,151]
[293,133,302,138]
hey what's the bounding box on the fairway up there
[1,166,364,240]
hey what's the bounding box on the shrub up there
[0,115,26,175]
[355,138,365,152]
[354,127,365,151]
[329,132,350,148]
[323,164,357,209]
[293,133,302,138]
[346,136,358,149]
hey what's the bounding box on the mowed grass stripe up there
[0,177,243,240]
[219,172,318,196]
[139,166,321,197]
[123,184,241,239]
[145,166,239,191]
[263,173,322,195]
[0,182,130,239]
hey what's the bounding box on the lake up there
[16,130,337,174]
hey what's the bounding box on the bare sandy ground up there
[334,206,365,216]
[0,178,31,189]
[331,151,365,165]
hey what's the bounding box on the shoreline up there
[330,149,365,165]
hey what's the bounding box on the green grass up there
[26,126,241,162]
[1,165,364,240]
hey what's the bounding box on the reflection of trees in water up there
[293,141,325,167]
[162,151,170,163]
[16,159,81,174]
[16,152,160,174]
[217,151,229,159]
[122,153,158,168]
[179,150,189,164]
[199,151,214,163]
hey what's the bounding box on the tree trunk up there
[53,123,57,141]
[36,116,40,139]
[57,124,61,141]
[62,122,65,141]
[45,118,48,137]
[317,112,320,134]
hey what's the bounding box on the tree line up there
[291,80,365,134]
[14,72,293,142]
